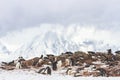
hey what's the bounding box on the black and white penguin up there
[51,61,57,71]
[45,66,51,75]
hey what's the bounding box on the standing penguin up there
[15,61,22,69]
[70,58,75,66]
[51,61,57,71]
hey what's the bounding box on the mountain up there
[14,32,118,59]
[14,31,80,58]
[0,24,120,59]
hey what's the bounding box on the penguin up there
[37,66,51,75]
[97,68,108,77]
[16,61,22,69]
[52,61,57,71]
[57,60,62,70]
[70,58,75,66]
[66,68,72,75]
[37,68,46,74]
[46,66,51,75]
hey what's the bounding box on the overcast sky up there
[0,0,120,36]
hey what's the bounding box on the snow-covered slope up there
[14,37,119,59]
[0,24,120,59]
[0,42,10,54]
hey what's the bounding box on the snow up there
[0,42,10,55]
[0,24,120,60]
[0,69,120,80]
